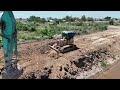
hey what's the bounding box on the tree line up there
[17,15,119,25]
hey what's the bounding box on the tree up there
[62,16,73,22]
[87,17,94,22]
[47,17,53,21]
[29,16,46,23]
[58,19,63,22]
[112,18,118,21]
[29,16,36,22]
[41,18,46,23]
[66,16,71,21]
[19,18,22,20]
[71,17,76,22]
[81,15,86,22]
[104,16,111,21]
[115,18,118,20]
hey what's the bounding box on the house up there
[75,18,80,22]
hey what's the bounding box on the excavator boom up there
[0,11,22,79]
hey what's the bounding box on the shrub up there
[70,22,83,26]
[29,27,36,32]
[109,19,114,25]
[101,60,108,68]
[113,22,120,26]
[87,17,94,22]
[36,28,48,35]
[75,22,108,35]
[16,21,38,31]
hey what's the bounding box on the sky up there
[12,11,120,19]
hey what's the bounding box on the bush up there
[75,22,108,35]
[87,17,94,22]
[47,31,55,39]
[101,60,108,68]
[70,22,83,26]
[16,21,38,31]
[36,28,48,35]
[29,27,36,32]
[109,19,114,25]
[18,31,36,40]
[113,22,120,26]
[16,22,28,31]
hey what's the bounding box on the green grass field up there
[17,21,108,41]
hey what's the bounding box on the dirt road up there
[96,61,120,79]
[1,25,120,79]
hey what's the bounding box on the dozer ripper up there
[0,11,22,79]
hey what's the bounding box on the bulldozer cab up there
[61,31,76,40]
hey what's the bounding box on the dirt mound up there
[20,67,52,79]
[19,46,116,79]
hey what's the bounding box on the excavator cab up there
[50,31,76,53]
[62,31,76,40]
[61,31,76,45]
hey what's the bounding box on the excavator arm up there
[0,11,22,79]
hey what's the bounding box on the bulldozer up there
[48,31,77,54]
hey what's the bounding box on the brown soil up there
[1,25,120,79]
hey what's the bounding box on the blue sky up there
[13,11,120,19]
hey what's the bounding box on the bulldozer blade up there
[48,45,60,53]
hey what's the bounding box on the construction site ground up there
[1,25,120,79]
